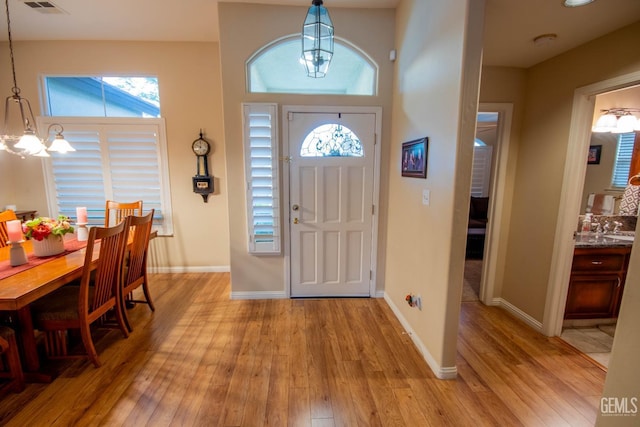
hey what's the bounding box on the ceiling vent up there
[21,1,66,14]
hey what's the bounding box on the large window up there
[40,76,172,235]
[611,133,636,188]
[247,36,377,96]
[44,77,160,118]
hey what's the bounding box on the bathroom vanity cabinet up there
[564,246,631,319]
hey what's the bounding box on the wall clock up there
[192,130,214,202]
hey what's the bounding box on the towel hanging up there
[618,175,640,216]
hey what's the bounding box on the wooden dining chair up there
[121,209,155,332]
[104,200,143,227]
[30,221,130,368]
[0,326,24,395]
[0,210,18,249]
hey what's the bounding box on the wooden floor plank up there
[0,273,607,426]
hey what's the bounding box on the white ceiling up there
[1,0,640,68]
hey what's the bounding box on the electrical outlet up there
[422,189,430,206]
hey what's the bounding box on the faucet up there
[613,221,622,234]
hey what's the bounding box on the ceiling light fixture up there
[301,0,334,78]
[563,0,595,7]
[533,33,557,46]
[0,0,74,158]
[592,108,640,133]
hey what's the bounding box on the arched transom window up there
[247,36,377,96]
[300,124,363,157]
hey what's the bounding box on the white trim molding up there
[495,298,544,333]
[230,291,287,300]
[384,293,458,380]
[148,266,230,274]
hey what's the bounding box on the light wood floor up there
[0,273,606,426]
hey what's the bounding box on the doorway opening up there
[545,70,640,357]
[463,104,514,305]
[558,86,640,369]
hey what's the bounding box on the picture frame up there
[401,137,428,178]
[588,145,602,165]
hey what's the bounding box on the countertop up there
[574,232,634,249]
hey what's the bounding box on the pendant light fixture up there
[301,0,334,78]
[0,0,74,158]
[592,108,640,133]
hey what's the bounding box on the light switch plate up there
[422,189,430,206]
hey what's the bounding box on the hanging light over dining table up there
[301,0,334,78]
[0,0,74,158]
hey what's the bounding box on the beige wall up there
[218,3,395,295]
[384,0,483,372]
[0,41,230,269]
[497,22,640,322]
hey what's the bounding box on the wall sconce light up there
[592,108,640,133]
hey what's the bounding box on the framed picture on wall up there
[588,145,602,165]
[401,137,428,178]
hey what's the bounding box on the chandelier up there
[592,108,640,134]
[301,0,334,78]
[0,0,74,158]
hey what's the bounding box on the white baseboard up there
[148,265,230,274]
[494,297,543,333]
[230,291,287,300]
[383,293,457,380]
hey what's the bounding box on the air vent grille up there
[21,1,65,14]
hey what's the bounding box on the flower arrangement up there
[23,216,74,241]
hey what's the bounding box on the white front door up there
[288,111,376,297]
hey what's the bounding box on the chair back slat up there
[79,221,128,319]
[104,200,143,227]
[124,210,154,287]
[0,210,18,249]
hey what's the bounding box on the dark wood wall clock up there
[192,130,214,202]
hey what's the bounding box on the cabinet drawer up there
[572,253,626,272]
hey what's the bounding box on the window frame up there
[242,103,281,255]
[611,132,636,189]
[41,75,161,118]
[39,116,174,236]
[246,35,378,96]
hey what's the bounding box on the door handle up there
[293,218,299,224]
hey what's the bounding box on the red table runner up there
[0,238,88,280]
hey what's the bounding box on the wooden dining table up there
[0,236,97,377]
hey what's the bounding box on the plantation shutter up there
[471,145,493,197]
[243,103,280,254]
[611,133,636,188]
[41,117,173,235]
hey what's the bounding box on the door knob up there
[292,204,299,211]
[293,218,299,224]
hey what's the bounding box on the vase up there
[32,235,65,257]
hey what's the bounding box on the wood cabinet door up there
[565,274,622,319]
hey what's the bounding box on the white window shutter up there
[612,133,636,188]
[243,103,280,254]
[40,117,173,235]
[471,145,493,197]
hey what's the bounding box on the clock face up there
[192,139,210,156]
